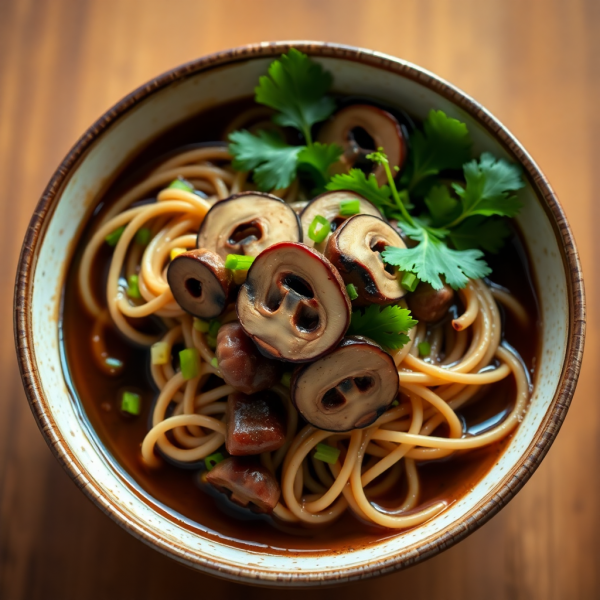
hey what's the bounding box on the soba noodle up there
[77,143,531,530]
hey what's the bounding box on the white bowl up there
[14,42,585,586]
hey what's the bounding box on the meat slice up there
[206,457,280,513]
[225,391,286,456]
[216,322,283,394]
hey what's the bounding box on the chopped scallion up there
[170,247,186,261]
[346,283,358,301]
[168,178,194,193]
[151,341,170,365]
[206,336,217,349]
[105,226,125,247]
[307,215,330,243]
[418,342,431,357]
[193,318,210,333]
[135,227,151,246]
[179,348,200,380]
[314,443,340,464]
[210,357,219,369]
[204,452,225,471]
[127,274,141,299]
[391,399,399,407]
[224,254,255,270]
[121,391,141,416]
[208,319,221,338]
[280,372,292,388]
[339,199,360,216]
[401,272,419,292]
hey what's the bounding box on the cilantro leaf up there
[348,304,417,351]
[402,110,472,191]
[424,184,459,224]
[229,129,301,191]
[297,142,343,190]
[449,216,511,253]
[450,152,524,223]
[326,169,395,214]
[383,221,491,290]
[255,49,336,141]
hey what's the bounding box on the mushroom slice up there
[167,248,232,319]
[299,190,383,250]
[197,191,302,261]
[206,456,281,514]
[237,242,351,362]
[318,105,406,186]
[226,391,286,456]
[291,336,399,432]
[325,214,407,305]
[407,282,455,323]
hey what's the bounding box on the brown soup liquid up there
[61,98,540,554]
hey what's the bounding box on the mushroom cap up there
[205,456,281,514]
[236,242,351,362]
[318,104,406,186]
[166,248,232,319]
[407,281,455,323]
[291,336,399,432]
[325,214,407,305]
[299,190,383,250]
[197,191,302,261]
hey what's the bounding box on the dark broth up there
[61,98,540,554]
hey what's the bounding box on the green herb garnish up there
[401,272,419,292]
[208,319,221,338]
[127,274,141,299]
[121,391,141,416]
[314,443,340,464]
[179,348,200,380]
[168,178,194,193]
[418,342,431,357]
[135,227,152,246]
[210,357,219,369]
[348,304,417,351]
[280,372,292,388]
[193,318,210,333]
[307,215,330,243]
[151,341,169,365]
[346,283,359,301]
[224,254,255,270]
[339,199,360,216]
[105,226,125,247]
[204,452,225,471]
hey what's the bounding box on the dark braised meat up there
[406,282,455,323]
[225,391,286,455]
[216,323,283,394]
[205,456,280,513]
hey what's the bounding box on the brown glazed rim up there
[13,41,586,586]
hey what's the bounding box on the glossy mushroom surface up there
[197,191,301,260]
[318,104,406,186]
[326,214,407,305]
[291,336,399,431]
[205,457,281,514]
[407,282,455,323]
[166,248,232,319]
[236,242,351,362]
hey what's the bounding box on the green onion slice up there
[339,199,360,216]
[151,341,170,365]
[127,274,141,299]
[121,391,141,416]
[346,283,359,301]
[280,372,292,388]
[204,452,225,471]
[193,318,210,333]
[418,342,431,357]
[135,227,152,246]
[307,215,330,243]
[179,348,200,380]
[208,319,221,338]
[210,357,219,369]
[168,178,194,193]
[314,443,340,464]
[105,226,125,247]
[224,254,255,270]
[401,272,419,292]
[206,336,217,349]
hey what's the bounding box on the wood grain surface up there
[1,0,598,598]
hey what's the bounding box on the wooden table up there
[1,1,598,598]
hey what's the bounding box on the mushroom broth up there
[61,97,540,552]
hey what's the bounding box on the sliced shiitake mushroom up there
[291,336,399,432]
[407,281,455,323]
[205,456,280,514]
[167,248,232,319]
[236,242,351,362]
[325,214,407,305]
[318,105,406,186]
[299,190,383,250]
[196,191,302,261]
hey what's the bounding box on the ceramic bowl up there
[14,41,585,586]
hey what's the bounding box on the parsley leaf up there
[449,152,524,224]
[255,48,336,142]
[326,169,396,214]
[297,142,343,190]
[348,304,418,350]
[402,110,472,191]
[449,216,511,253]
[383,220,491,290]
[229,130,301,191]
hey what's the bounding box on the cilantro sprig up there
[348,305,418,351]
[228,49,342,191]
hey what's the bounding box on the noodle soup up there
[61,85,540,551]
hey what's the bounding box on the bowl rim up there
[13,40,586,586]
